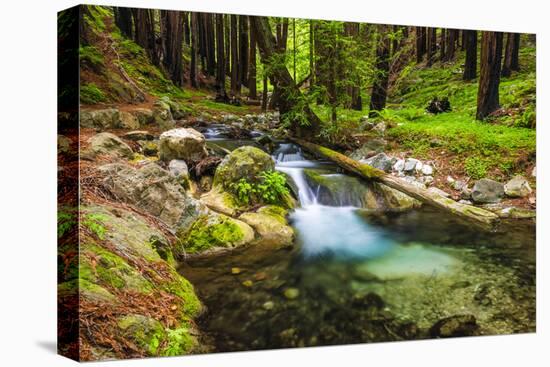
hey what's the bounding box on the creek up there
[179,132,536,353]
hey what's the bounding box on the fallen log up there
[290,137,499,229]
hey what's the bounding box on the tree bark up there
[204,14,216,77]
[502,33,520,76]
[239,16,249,87]
[132,8,158,66]
[440,28,446,61]
[463,30,477,80]
[190,12,199,88]
[445,29,458,61]
[476,32,503,120]
[248,25,258,99]
[230,15,240,95]
[369,25,391,117]
[250,16,321,138]
[427,28,437,66]
[261,74,268,112]
[114,7,133,39]
[215,14,228,101]
[291,138,499,229]
[416,27,426,63]
[160,10,184,86]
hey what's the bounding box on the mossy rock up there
[85,132,134,160]
[200,188,242,217]
[239,206,294,248]
[371,182,422,211]
[178,213,254,254]
[117,315,166,356]
[213,146,275,188]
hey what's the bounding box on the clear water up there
[180,140,536,353]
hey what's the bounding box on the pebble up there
[262,301,275,310]
[283,287,300,300]
[242,280,253,287]
[231,267,242,275]
[447,176,456,184]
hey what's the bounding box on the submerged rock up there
[239,206,294,248]
[159,128,208,162]
[504,175,532,197]
[429,314,479,338]
[86,132,134,159]
[471,178,505,203]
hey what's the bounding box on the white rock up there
[393,159,405,172]
[446,176,456,184]
[421,164,433,176]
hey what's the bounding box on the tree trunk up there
[190,12,199,88]
[239,16,249,87]
[248,25,257,99]
[510,33,520,71]
[463,30,477,80]
[446,29,458,61]
[476,32,503,120]
[309,20,314,88]
[345,22,362,110]
[160,10,184,86]
[132,8,158,66]
[427,28,437,66]
[416,27,426,63]
[291,138,499,229]
[205,14,216,77]
[215,14,228,101]
[183,12,190,46]
[114,7,133,39]
[261,74,268,112]
[250,16,321,138]
[502,33,520,76]
[440,28,447,61]
[369,25,391,117]
[230,15,240,95]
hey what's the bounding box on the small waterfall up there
[273,143,318,206]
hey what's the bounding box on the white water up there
[273,143,458,274]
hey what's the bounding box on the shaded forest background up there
[75,5,536,181]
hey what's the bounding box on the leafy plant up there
[58,211,76,238]
[228,170,289,206]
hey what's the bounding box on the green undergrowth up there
[180,215,244,254]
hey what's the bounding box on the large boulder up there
[239,206,294,248]
[471,178,505,203]
[131,108,154,126]
[80,108,121,130]
[504,175,532,197]
[200,188,241,217]
[178,212,254,254]
[98,162,207,229]
[86,132,133,159]
[213,146,275,187]
[159,128,208,162]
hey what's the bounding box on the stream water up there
[179,137,536,353]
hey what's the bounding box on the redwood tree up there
[215,14,228,101]
[369,25,391,117]
[502,33,521,77]
[476,32,503,120]
[114,7,133,39]
[230,15,239,95]
[248,25,258,99]
[160,10,184,86]
[190,12,199,88]
[463,30,477,80]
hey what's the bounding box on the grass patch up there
[80,83,107,104]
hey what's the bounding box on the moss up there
[58,208,77,239]
[80,243,154,293]
[79,45,104,68]
[118,315,165,356]
[180,215,244,254]
[82,212,108,240]
[162,327,196,356]
[80,83,107,104]
[257,205,288,224]
[162,268,202,318]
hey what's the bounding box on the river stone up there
[200,188,240,217]
[86,132,134,159]
[421,164,433,176]
[123,130,156,141]
[429,315,479,338]
[393,159,405,172]
[452,180,467,191]
[283,288,300,300]
[98,162,206,228]
[153,100,175,131]
[349,139,387,160]
[361,152,393,172]
[471,178,505,203]
[504,175,532,197]
[119,111,141,130]
[213,146,275,187]
[80,108,121,130]
[372,182,421,211]
[239,206,294,248]
[404,158,420,174]
[131,108,154,125]
[159,128,208,162]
